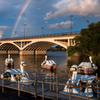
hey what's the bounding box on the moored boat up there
[78,56,97,75]
[62,56,98,97]
[0,55,33,85]
[5,55,14,70]
[41,55,56,70]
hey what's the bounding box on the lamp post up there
[86,20,89,26]
[41,27,44,35]
[24,24,27,38]
[70,15,74,34]
[14,31,16,37]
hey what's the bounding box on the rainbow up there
[11,0,31,37]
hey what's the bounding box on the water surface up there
[0,52,99,91]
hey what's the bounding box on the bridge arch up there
[0,43,20,51]
[22,40,67,50]
[23,41,55,51]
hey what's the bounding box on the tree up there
[67,21,100,58]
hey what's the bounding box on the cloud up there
[44,0,100,20]
[45,21,48,23]
[48,21,72,29]
[53,0,73,9]
[0,30,4,39]
[0,25,11,38]
[44,11,54,20]
[37,8,41,10]
[0,26,12,30]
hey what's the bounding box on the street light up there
[86,20,89,26]
[24,24,27,38]
[41,27,44,35]
[14,31,16,37]
[70,15,74,34]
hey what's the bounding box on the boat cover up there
[41,60,56,66]
[78,62,96,68]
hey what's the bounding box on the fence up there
[0,72,99,100]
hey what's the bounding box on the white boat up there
[1,55,33,85]
[62,56,98,97]
[5,54,14,70]
[41,55,56,70]
[78,56,98,75]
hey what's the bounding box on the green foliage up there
[67,46,77,56]
[68,21,100,58]
[55,45,63,49]
[47,45,66,52]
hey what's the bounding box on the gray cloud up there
[48,21,72,29]
[44,0,100,20]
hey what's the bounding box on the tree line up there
[67,21,100,59]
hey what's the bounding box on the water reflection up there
[41,69,56,74]
[0,52,99,83]
[40,69,55,81]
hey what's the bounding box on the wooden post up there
[35,73,37,100]
[50,72,51,91]
[56,66,59,100]
[53,73,54,91]
[42,81,44,100]
[18,71,20,97]
[2,73,4,93]
[86,80,89,100]
[69,81,71,100]
[96,73,99,99]
[28,78,29,91]
[79,79,82,95]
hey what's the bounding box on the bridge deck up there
[0,31,80,41]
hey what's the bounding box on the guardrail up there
[0,31,80,40]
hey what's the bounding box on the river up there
[0,52,99,91]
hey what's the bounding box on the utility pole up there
[24,24,27,38]
[70,15,74,34]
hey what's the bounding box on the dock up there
[0,75,99,100]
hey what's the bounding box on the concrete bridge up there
[0,31,80,55]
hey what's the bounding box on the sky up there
[0,0,100,39]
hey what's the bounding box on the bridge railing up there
[0,31,80,40]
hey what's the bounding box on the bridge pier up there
[20,51,34,55]
[0,50,46,55]
[35,50,46,55]
[68,39,75,46]
[8,51,19,54]
[20,50,46,55]
[0,51,7,54]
